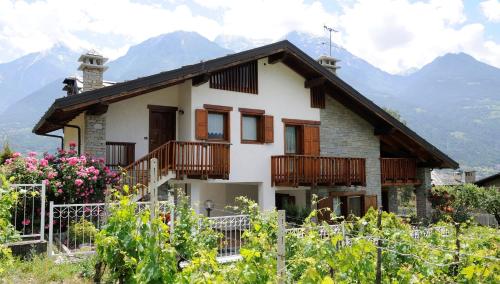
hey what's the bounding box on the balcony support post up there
[415,167,432,221]
[258,181,275,211]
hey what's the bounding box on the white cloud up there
[336,0,500,73]
[0,0,222,62]
[195,0,336,40]
[480,0,500,22]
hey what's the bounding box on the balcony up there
[271,155,366,187]
[380,158,420,186]
[123,141,230,188]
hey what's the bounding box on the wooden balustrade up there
[380,158,420,186]
[271,155,366,187]
[122,141,230,194]
[105,142,135,171]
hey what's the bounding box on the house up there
[432,170,476,186]
[475,172,500,188]
[33,41,458,219]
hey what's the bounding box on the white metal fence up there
[47,201,251,258]
[47,200,172,257]
[208,214,250,257]
[10,184,46,241]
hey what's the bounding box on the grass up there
[0,254,97,284]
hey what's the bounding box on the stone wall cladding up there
[84,114,106,159]
[416,167,432,220]
[82,68,103,92]
[320,96,382,205]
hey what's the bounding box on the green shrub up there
[68,219,98,245]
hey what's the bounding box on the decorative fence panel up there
[10,184,46,241]
[208,215,250,257]
[48,201,171,257]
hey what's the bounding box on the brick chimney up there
[317,55,340,74]
[78,50,108,92]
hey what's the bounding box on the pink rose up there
[28,151,37,157]
[68,157,79,166]
[12,152,21,158]
[4,158,12,164]
[69,141,77,148]
[75,179,84,187]
[39,159,48,167]
[43,179,49,186]
[21,219,31,226]
[57,189,63,194]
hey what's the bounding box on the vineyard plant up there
[92,188,500,283]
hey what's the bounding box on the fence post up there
[375,207,383,284]
[47,201,54,257]
[40,183,46,241]
[452,223,461,276]
[341,221,346,247]
[149,158,158,220]
[277,210,286,284]
[169,192,175,242]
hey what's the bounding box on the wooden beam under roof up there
[304,77,326,88]
[268,51,289,64]
[192,73,210,86]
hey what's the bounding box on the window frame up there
[239,108,265,144]
[204,104,232,142]
[282,118,320,155]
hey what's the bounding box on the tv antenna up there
[323,25,338,56]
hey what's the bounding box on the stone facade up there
[84,114,106,158]
[386,188,399,214]
[415,167,432,220]
[320,95,382,205]
[82,68,104,92]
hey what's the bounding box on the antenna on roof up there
[323,25,338,56]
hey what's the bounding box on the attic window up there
[209,61,258,94]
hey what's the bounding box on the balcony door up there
[148,105,177,152]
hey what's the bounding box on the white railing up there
[10,184,46,241]
[48,200,172,257]
[286,224,342,239]
[208,214,250,257]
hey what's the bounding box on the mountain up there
[0,44,79,112]
[393,53,500,172]
[106,31,232,81]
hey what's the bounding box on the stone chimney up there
[78,50,108,92]
[317,55,340,74]
[464,170,476,183]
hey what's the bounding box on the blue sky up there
[0,0,499,74]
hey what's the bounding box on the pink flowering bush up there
[2,144,120,204]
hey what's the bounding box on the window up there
[282,119,320,155]
[285,126,299,154]
[239,108,273,144]
[196,105,232,141]
[348,196,363,217]
[242,115,259,141]
[208,112,226,140]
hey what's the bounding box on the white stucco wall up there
[190,59,320,184]
[105,85,181,160]
[64,113,86,152]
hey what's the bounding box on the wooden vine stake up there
[375,207,383,284]
[277,210,286,284]
[149,158,158,220]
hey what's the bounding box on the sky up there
[0,0,499,74]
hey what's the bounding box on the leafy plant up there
[68,218,98,245]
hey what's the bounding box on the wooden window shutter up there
[303,125,320,155]
[195,109,208,140]
[263,115,274,143]
[363,195,378,214]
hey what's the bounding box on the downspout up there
[39,133,63,150]
[63,124,82,156]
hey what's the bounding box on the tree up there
[382,107,406,125]
[480,187,500,224]
[0,142,12,165]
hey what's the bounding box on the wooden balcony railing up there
[271,155,366,187]
[122,141,230,191]
[106,142,135,171]
[380,158,420,186]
